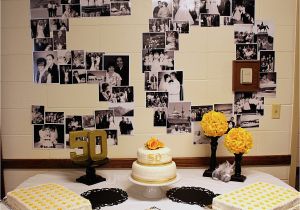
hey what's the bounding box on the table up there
[1,168,297,210]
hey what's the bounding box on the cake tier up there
[6,183,92,210]
[212,182,300,210]
[131,160,176,183]
[137,147,172,165]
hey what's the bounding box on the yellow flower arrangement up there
[224,127,253,154]
[145,137,165,150]
[200,111,228,137]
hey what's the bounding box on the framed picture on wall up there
[232,60,260,92]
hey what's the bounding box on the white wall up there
[1,0,298,192]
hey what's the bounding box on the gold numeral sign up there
[70,130,107,162]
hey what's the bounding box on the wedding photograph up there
[234,92,264,116]
[59,65,72,84]
[146,91,169,108]
[109,102,134,117]
[234,24,254,43]
[95,110,115,129]
[236,43,257,60]
[34,38,53,51]
[172,0,199,26]
[149,18,171,32]
[45,112,64,124]
[200,14,220,27]
[260,50,275,72]
[153,107,167,127]
[65,115,83,134]
[110,2,131,16]
[142,49,174,72]
[87,70,106,84]
[82,115,95,130]
[152,0,173,18]
[202,0,232,15]
[231,0,255,24]
[191,105,213,121]
[193,122,210,144]
[30,0,62,19]
[49,18,69,31]
[214,103,233,120]
[32,105,45,124]
[71,50,85,70]
[31,19,50,39]
[143,33,166,49]
[158,71,183,102]
[86,52,104,70]
[166,102,191,134]
[111,86,134,103]
[258,72,277,97]
[104,55,130,86]
[33,124,65,149]
[145,72,158,91]
[169,20,189,33]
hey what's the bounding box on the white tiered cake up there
[131,138,177,183]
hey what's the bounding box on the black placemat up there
[81,188,128,210]
[166,186,219,207]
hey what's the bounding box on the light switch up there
[272,104,281,119]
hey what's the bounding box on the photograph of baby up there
[71,50,85,70]
[236,44,257,60]
[193,122,210,144]
[200,14,220,27]
[234,92,264,116]
[214,103,233,120]
[258,72,277,97]
[149,18,171,32]
[82,115,96,130]
[87,70,106,84]
[234,24,254,44]
[62,4,81,18]
[152,0,173,18]
[31,19,50,39]
[169,20,189,34]
[95,110,115,129]
[260,50,275,72]
[158,71,183,102]
[142,49,174,72]
[34,124,65,149]
[110,2,131,16]
[231,0,255,24]
[81,0,111,17]
[30,0,62,19]
[45,112,64,124]
[32,105,45,124]
[59,65,72,84]
[146,91,169,108]
[145,72,158,91]
[167,102,191,134]
[191,105,213,121]
[105,129,118,146]
[165,31,179,50]
[110,86,134,103]
[49,18,69,31]
[143,33,166,49]
[86,52,104,70]
[34,38,53,51]
[65,115,83,134]
[153,107,167,127]
[72,70,87,83]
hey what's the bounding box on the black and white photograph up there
[165,31,179,50]
[170,20,189,33]
[87,70,106,84]
[61,0,80,4]
[167,102,191,134]
[152,0,172,18]
[258,72,277,97]
[81,0,111,17]
[231,0,255,24]
[236,114,259,128]
[30,0,62,18]
[236,44,257,60]
[143,33,166,49]
[256,34,273,51]
[146,91,169,108]
[158,71,183,102]
[33,51,59,83]
[57,50,72,65]
[191,105,213,121]
[104,55,130,86]
[115,116,134,135]
[203,0,232,15]
[62,4,81,18]
[86,52,104,70]
[214,103,233,120]
[32,105,45,124]
[149,18,170,32]
[95,110,115,129]
[109,103,134,118]
[105,129,118,146]
[110,86,134,103]
[71,50,85,69]
[234,24,254,43]
[59,65,72,84]
[223,16,234,25]
[82,115,95,130]
[142,49,174,72]
[34,38,53,51]
[254,20,274,51]
[193,122,210,144]
[65,115,83,134]
[153,107,167,127]
[53,30,67,50]
[34,124,65,149]
[72,70,87,83]
[234,92,264,116]
[172,0,199,26]
[200,14,220,27]
[260,50,275,72]
[49,18,69,31]
[45,112,64,124]
[31,19,50,39]
[145,72,158,91]
[111,2,131,16]
[99,82,112,101]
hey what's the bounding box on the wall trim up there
[2,155,291,169]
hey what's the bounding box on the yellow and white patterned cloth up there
[212,182,300,210]
[6,183,92,210]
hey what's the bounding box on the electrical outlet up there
[272,104,281,119]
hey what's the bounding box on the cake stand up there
[129,174,180,199]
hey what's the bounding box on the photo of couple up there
[158,71,183,102]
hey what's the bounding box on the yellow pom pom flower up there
[200,111,228,137]
[224,127,253,154]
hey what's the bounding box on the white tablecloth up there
[1,168,296,210]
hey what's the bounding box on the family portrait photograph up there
[86,52,104,70]
[142,49,174,72]
[158,71,183,102]
[59,65,72,84]
[143,33,166,49]
[65,115,83,134]
[104,55,130,86]
[236,43,257,60]
[30,0,62,19]
[260,50,275,72]
[45,112,64,124]
[191,105,213,121]
[153,107,167,127]
[146,91,169,108]
[82,115,96,130]
[34,38,53,51]
[33,124,65,149]
[149,18,170,32]
[166,102,191,134]
[95,110,115,129]
[32,105,45,124]
[258,72,277,97]
[234,92,264,116]
[231,0,255,24]
[234,24,254,44]
[152,0,173,18]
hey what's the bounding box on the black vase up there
[203,137,219,177]
[231,153,246,182]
